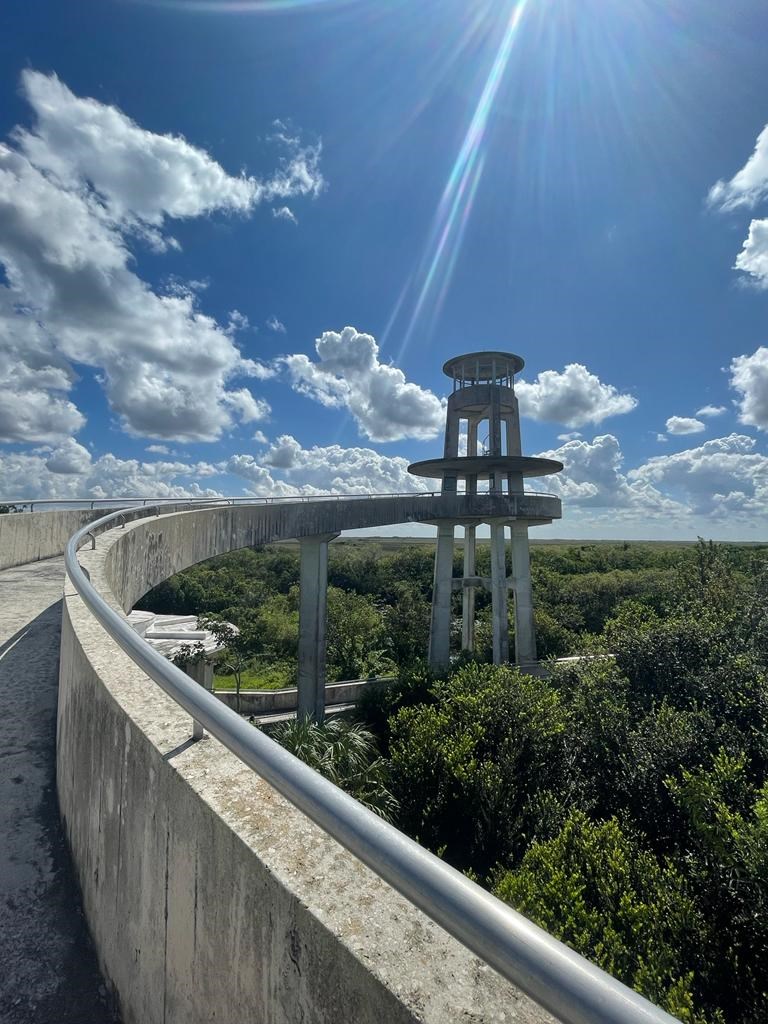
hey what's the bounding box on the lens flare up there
[390,0,528,360]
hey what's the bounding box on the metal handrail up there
[64,500,675,1024]
[2,490,561,511]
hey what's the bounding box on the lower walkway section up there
[0,557,118,1024]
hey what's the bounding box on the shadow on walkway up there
[0,597,120,1023]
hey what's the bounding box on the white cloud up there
[708,124,768,212]
[146,444,171,454]
[733,219,768,287]
[730,346,768,430]
[708,126,768,287]
[258,434,429,494]
[252,430,268,445]
[516,364,637,428]
[15,70,323,225]
[534,434,679,514]
[226,309,250,334]
[272,206,297,224]
[0,447,223,499]
[557,431,582,442]
[282,326,445,442]
[222,454,298,497]
[665,416,706,435]
[222,388,270,423]
[0,71,321,443]
[629,434,768,518]
[696,404,727,417]
[656,433,668,443]
[266,315,286,334]
[0,295,85,442]
[44,438,92,475]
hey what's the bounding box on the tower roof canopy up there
[443,351,524,381]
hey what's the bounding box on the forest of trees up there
[139,538,768,1023]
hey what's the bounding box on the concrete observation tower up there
[408,352,563,669]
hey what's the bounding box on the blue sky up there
[2,0,768,538]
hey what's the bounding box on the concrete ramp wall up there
[58,504,553,1024]
[0,509,103,570]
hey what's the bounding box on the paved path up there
[0,558,118,1024]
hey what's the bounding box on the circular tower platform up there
[407,455,563,481]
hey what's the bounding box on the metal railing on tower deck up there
[62,500,680,1024]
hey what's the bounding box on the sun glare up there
[390,1,529,360]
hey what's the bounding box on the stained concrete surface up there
[0,557,119,1024]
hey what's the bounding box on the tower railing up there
[61,500,678,1024]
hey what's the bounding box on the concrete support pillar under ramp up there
[461,524,476,652]
[429,521,456,670]
[298,532,339,722]
[490,520,510,665]
[511,522,536,665]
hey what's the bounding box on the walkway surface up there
[0,557,119,1024]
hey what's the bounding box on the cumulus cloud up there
[696,405,727,417]
[272,206,297,224]
[222,389,270,423]
[534,434,679,514]
[0,296,85,442]
[733,219,768,287]
[282,326,445,442]
[0,71,321,443]
[266,315,286,334]
[516,364,637,428]
[0,436,426,502]
[146,444,170,454]
[557,431,582,442]
[252,430,268,445]
[221,454,298,497]
[629,434,768,518]
[15,71,323,224]
[708,125,768,287]
[534,432,768,523]
[730,346,768,430]
[220,436,428,497]
[665,416,706,435]
[708,124,768,212]
[0,447,223,500]
[44,438,92,475]
[258,434,429,494]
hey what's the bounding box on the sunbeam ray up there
[391,0,529,361]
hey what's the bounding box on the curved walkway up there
[0,557,118,1023]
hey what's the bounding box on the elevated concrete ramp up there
[0,558,118,1023]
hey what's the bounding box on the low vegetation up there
[141,537,768,1022]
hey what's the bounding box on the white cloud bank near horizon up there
[0,70,323,444]
[2,429,766,536]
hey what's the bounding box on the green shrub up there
[389,663,567,871]
[494,810,717,1023]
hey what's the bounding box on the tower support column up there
[429,521,455,670]
[461,524,476,652]
[298,532,339,722]
[511,522,536,665]
[490,520,509,664]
